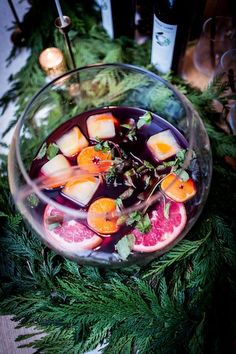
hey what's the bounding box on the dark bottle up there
[100,0,135,39]
[136,0,154,38]
[189,0,207,41]
[151,0,196,74]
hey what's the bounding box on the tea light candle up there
[39,47,66,78]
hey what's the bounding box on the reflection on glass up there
[193,17,236,77]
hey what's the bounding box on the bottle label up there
[100,0,114,39]
[151,15,177,73]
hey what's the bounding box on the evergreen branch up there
[143,235,209,279]
[0,1,236,353]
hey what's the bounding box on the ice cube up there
[87,113,116,139]
[56,126,88,157]
[63,176,100,206]
[147,129,181,161]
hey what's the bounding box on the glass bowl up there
[8,63,212,267]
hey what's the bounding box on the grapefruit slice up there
[43,205,102,251]
[132,200,187,252]
[87,197,119,235]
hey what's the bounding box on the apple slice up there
[87,113,117,139]
[41,154,71,188]
[56,126,88,157]
[63,176,100,206]
[147,129,181,161]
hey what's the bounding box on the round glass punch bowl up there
[8,64,212,267]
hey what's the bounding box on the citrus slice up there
[87,113,118,139]
[44,204,102,251]
[77,146,112,173]
[87,197,119,234]
[132,200,187,252]
[161,173,196,202]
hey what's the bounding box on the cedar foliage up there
[0,1,236,353]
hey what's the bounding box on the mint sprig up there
[126,212,151,234]
[47,143,59,160]
[164,201,171,219]
[36,142,47,159]
[94,138,111,153]
[137,111,152,129]
[115,234,135,260]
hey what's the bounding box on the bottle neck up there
[154,0,192,25]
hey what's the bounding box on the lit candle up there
[54,0,66,27]
[39,47,66,79]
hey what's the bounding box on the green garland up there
[1,1,236,353]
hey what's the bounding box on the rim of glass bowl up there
[14,63,195,219]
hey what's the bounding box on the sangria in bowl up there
[8,64,212,267]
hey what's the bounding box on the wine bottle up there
[151,0,196,74]
[136,0,154,38]
[100,0,135,39]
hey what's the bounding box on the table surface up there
[0,2,210,353]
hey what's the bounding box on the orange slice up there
[87,197,119,234]
[77,146,112,173]
[161,173,196,202]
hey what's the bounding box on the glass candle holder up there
[193,16,236,77]
[212,48,236,133]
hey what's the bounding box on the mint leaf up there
[94,139,110,153]
[121,123,137,141]
[48,222,61,230]
[47,143,59,160]
[127,128,137,141]
[121,123,133,129]
[163,160,176,167]
[126,211,142,226]
[175,149,187,164]
[126,212,151,233]
[164,202,171,219]
[117,215,127,226]
[27,193,39,208]
[137,111,152,129]
[143,160,155,170]
[116,197,124,209]
[136,214,151,234]
[175,169,189,182]
[36,142,47,159]
[115,234,135,260]
[119,187,134,200]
